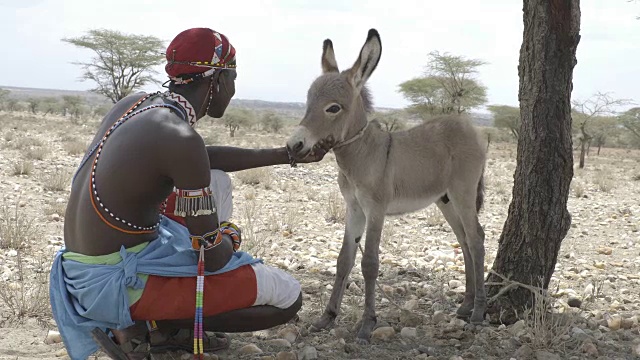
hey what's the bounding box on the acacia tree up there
[488,105,520,140]
[62,29,165,103]
[485,0,581,323]
[221,108,253,137]
[398,52,487,117]
[572,92,632,168]
[621,107,640,141]
[375,111,407,132]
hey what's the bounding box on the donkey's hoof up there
[469,311,485,325]
[310,316,335,332]
[355,337,370,345]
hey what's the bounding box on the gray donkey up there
[286,29,488,344]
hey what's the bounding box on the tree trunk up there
[579,139,586,168]
[486,0,580,324]
[597,144,602,155]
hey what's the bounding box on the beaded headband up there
[166,50,237,85]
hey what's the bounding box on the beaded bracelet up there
[190,222,242,251]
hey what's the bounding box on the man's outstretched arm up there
[206,146,289,172]
[206,141,333,172]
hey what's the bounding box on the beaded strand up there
[194,246,205,360]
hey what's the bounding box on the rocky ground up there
[0,112,639,360]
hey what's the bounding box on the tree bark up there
[579,139,586,168]
[486,0,580,324]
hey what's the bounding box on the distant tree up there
[0,88,9,110]
[399,51,487,117]
[27,98,40,114]
[488,105,520,140]
[261,112,284,133]
[41,97,62,116]
[62,29,165,103]
[588,116,619,155]
[6,98,18,112]
[572,92,633,168]
[92,103,113,119]
[62,96,85,120]
[621,107,640,141]
[221,108,253,137]
[375,111,406,132]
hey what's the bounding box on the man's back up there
[64,93,198,255]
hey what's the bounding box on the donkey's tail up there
[476,165,485,213]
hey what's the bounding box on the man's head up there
[165,28,237,118]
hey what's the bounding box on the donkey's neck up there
[333,120,389,177]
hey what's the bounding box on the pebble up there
[448,279,463,289]
[404,299,419,311]
[297,346,318,360]
[276,351,298,360]
[567,297,582,308]
[633,342,640,357]
[581,341,598,356]
[371,326,395,341]
[400,327,417,339]
[605,314,622,330]
[597,247,613,255]
[330,327,350,339]
[55,349,68,357]
[267,338,292,349]
[432,310,448,324]
[514,345,534,359]
[277,326,298,343]
[534,350,561,360]
[45,330,62,344]
[238,344,263,355]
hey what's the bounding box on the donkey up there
[286,29,488,344]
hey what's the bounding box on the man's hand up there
[294,138,335,164]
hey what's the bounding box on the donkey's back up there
[381,114,486,215]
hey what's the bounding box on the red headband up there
[165,28,237,84]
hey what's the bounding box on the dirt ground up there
[1,112,639,360]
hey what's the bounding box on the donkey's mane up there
[360,85,374,114]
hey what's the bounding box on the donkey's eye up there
[326,104,341,114]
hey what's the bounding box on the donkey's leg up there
[356,208,385,344]
[449,188,486,325]
[311,199,366,332]
[436,200,474,318]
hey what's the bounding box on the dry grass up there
[11,160,34,176]
[594,172,614,193]
[0,249,52,321]
[0,201,37,249]
[64,140,87,156]
[235,167,273,189]
[572,182,585,198]
[42,169,71,192]
[325,190,346,224]
[238,195,267,257]
[25,147,47,161]
[519,281,580,355]
[12,137,44,150]
[44,201,67,217]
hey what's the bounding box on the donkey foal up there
[287,29,488,344]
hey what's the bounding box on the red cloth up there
[129,265,257,320]
[165,28,236,77]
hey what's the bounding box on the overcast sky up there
[0,0,638,110]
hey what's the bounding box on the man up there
[49,28,332,360]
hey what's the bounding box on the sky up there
[0,0,638,110]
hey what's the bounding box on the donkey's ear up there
[322,39,339,74]
[347,29,381,89]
